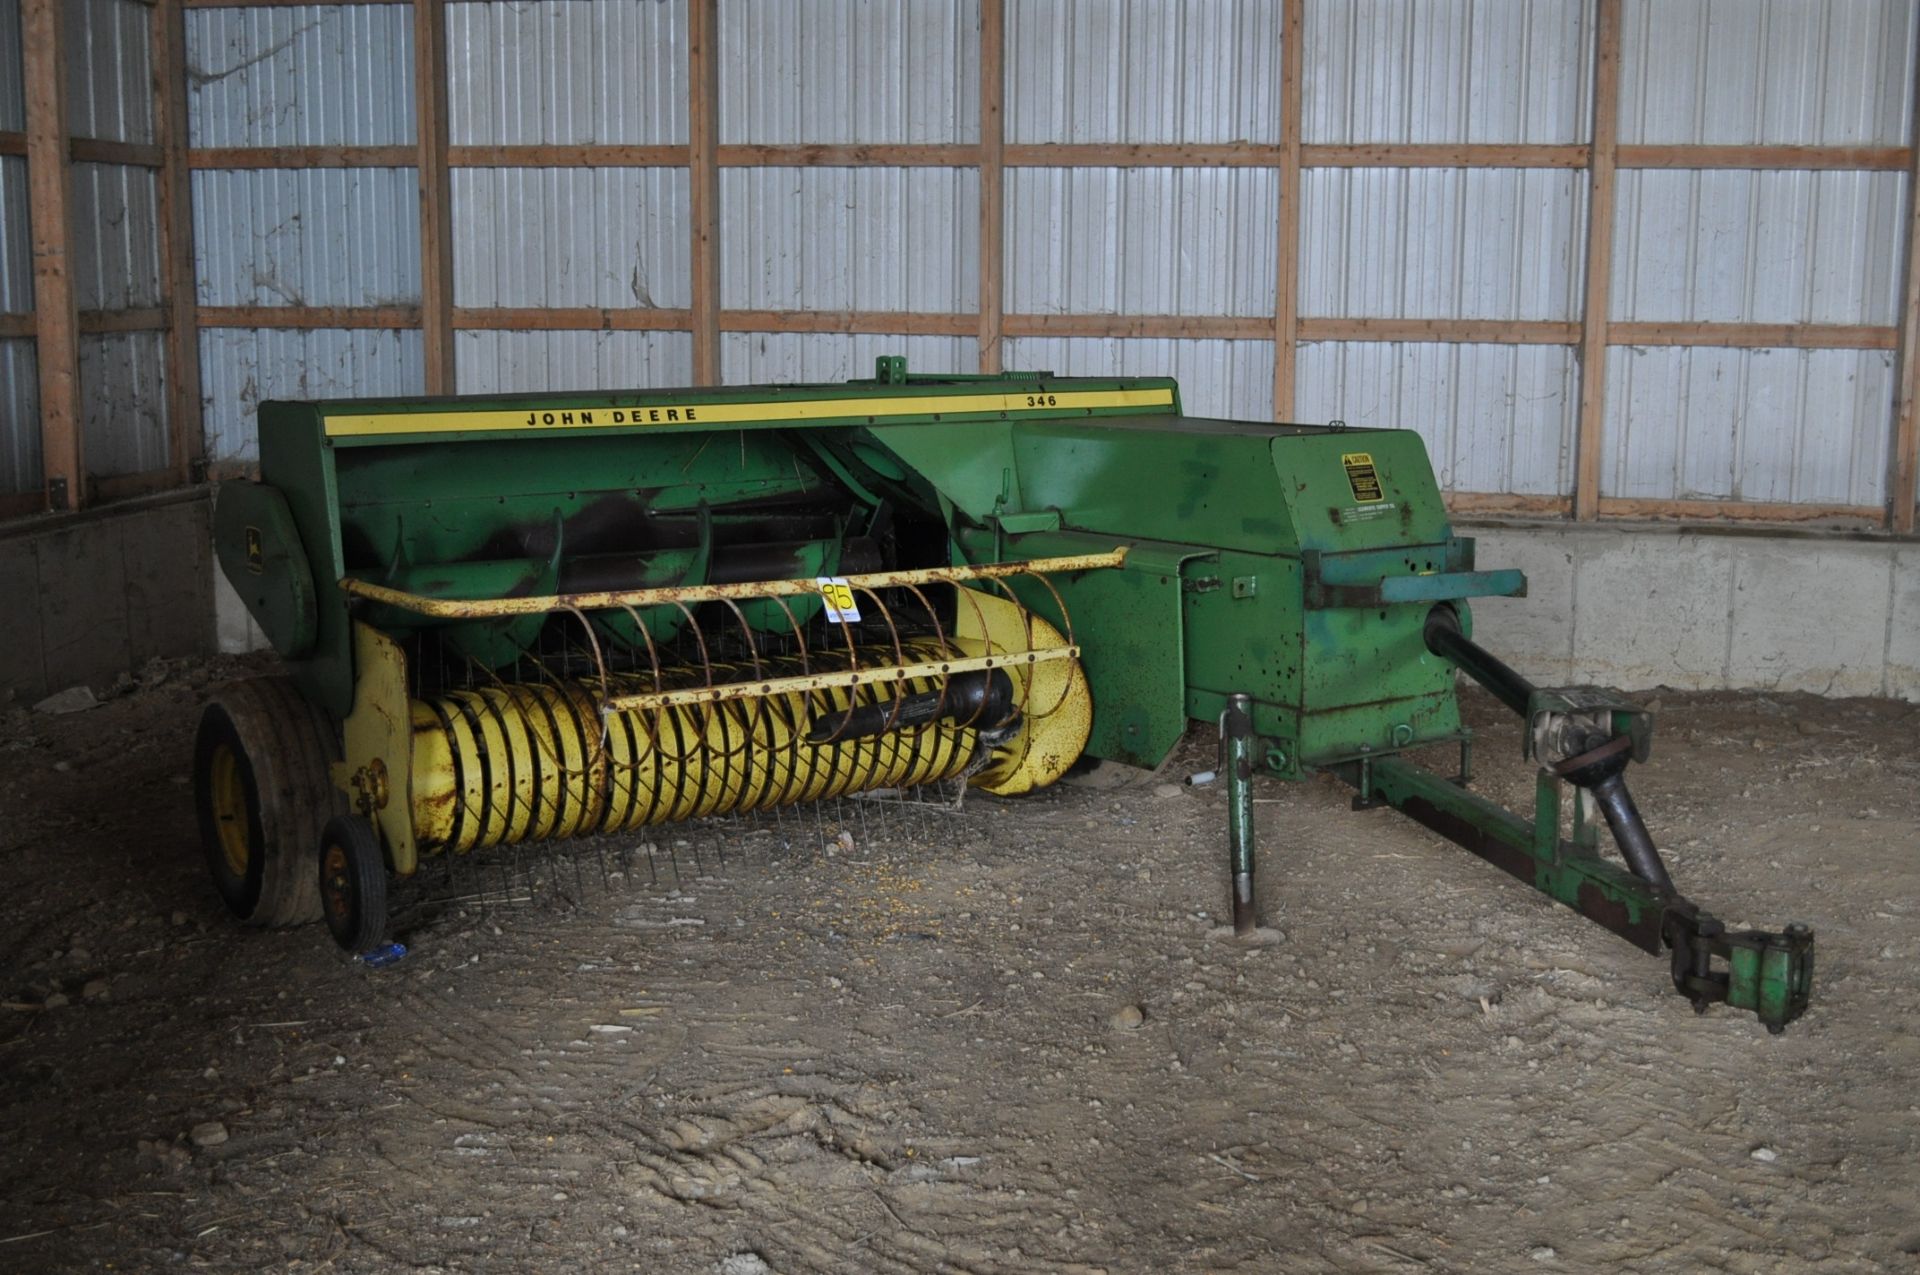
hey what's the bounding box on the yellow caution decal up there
[1342,452,1385,503]
[322,387,1175,438]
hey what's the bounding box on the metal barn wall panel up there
[722,168,976,312]
[722,333,973,385]
[1006,168,1276,316]
[454,168,690,308]
[0,155,28,311]
[1300,168,1587,320]
[79,332,167,477]
[200,328,423,463]
[448,0,685,145]
[1612,170,1906,325]
[71,161,162,311]
[193,169,421,308]
[1006,0,1281,144]
[1602,346,1896,505]
[1003,336,1274,422]
[456,331,692,395]
[0,339,37,493]
[1296,342,1578,495]
[0,0,22,131]
[1619,0,1919,145]
[187,3,415,148]
[67,0,152,144]
[1304,0,1593,144]
[722,0,976,143]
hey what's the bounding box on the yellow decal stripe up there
[323,387,1175,438]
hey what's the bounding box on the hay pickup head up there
[201,357,1811,1031]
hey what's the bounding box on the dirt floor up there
[2,657,1918,1274]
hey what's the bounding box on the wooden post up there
[977,0,1004,374]
[687,0,721,385]
[1891,93,1920,533]
[1272,0,1303,421]
[414,0,455,394]
[1572,0,1621,521]
[153,0,202,484]
[22,0,81,511]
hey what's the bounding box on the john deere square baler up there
[200,358,1813,1031]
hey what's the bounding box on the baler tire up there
[318,815,389,954]
[193,677,344,927]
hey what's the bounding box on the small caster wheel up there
[318,815,389,954]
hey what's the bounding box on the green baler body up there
[215,369,1518,778]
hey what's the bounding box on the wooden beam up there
[1572,0,1621,522]
[91,465,186,504]
[68,137,163,168]
[0,130,25,157]
[188,145,415,169]
[1298,317,1580,345]
[1272,0,1303,421]
[1303,143,1589,169]
[1005,313,1270,340]
[154,0,202,486]
[78,308,169,334]
[978,0,1005,374]
[23,0,82,511]
[721,143,977,168]
[413,0,454,394]
[453,307,693,332]
[1445,492,1575,517]
[198,306,420,329]
[452,144,689,169]
[182,0,392,6]
[1894,87,1920,533]
[725,310,976,337]
[0,314,34,338]
[1616,144,1910,172]
[0,490,45,519]
[687,0,721,385]
[1005,142,1281,168]
[1609,322,1897,351]
[1596,497,1884,525]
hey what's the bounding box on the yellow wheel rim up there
[209,742,253,878]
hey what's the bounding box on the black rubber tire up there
[318,814,389,954]
[193,677,346,926]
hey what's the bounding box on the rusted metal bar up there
[338,549,1130,619]
[599,647,1079,714]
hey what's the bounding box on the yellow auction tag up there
[817,578,861,623]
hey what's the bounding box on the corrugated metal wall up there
[1605,0,1919,506]
[0,0,36,495]
[65,0,169,479]
[1294,0,1595,494]
[187,3,422,461]
[156,0,1918,516]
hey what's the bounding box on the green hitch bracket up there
[1223,693,1258,936]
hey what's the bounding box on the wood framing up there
[454,144,688,169]
[23,0,81,512]
[1596,498,1884,525]
[154,0,202,486]
[453,307,693,333]
[1615,144,1909,172]
[79,308,169,335]
[1299,318,1579,345]
[1304,143,1588,169]
[413,0,455,394]
[724,310,976,338]
[198,306,422,329]
[977,0,1005,374]
[1610,322,1898,351]
[1895,85,1920,534]
[687,0,721,385]
[188,145,415,170]
[1006,313,1269,340]
[1271,0,1304,422]
[1572,0,1621,521]
[69,138,163,168]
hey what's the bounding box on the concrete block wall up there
[0,492,217,706]
[1466,522,1918,702]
